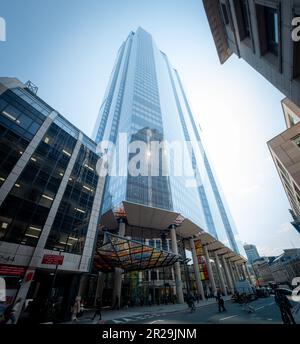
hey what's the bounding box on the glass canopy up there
[94,232,182,273]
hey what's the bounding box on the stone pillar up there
[228,260,237,287]
[203,245,216,294]
[94,231,110,305]
[239,264,246,280]
[112,220,126,309]
[234,262,241,281]
[12,268,36,322]
[190,238,205,300]
[94,272,105,305]
[244,263,252,284]
[77,274,88,298]
[170,225,184,304]
[214,252,227,295]
[221,255,234,294]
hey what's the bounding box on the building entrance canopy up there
[94,232,182,273]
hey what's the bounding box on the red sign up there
[26,272,34,282]
[42,254,64,265]
[0,265,26,277]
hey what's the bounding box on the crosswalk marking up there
[220,315,238,321]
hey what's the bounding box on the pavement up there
[66,296,231,324]
[66,296,300,324]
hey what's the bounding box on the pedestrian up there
[216,290,226,312]
[148,293,152,306]
[79,300,85,318]
[275,289,296,324]
[71,296,81,322]
[5,298,23,324]
[92,297,102,322]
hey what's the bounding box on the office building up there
[0,77,105,322]
[92,28,248,307]
[203,0,300,107]
[268,98,300,234]
[252,249,300,285]
[94,27,240,252]
[244,243,260,264]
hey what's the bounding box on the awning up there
[94,233,182,273]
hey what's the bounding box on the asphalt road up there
[132,296,288,324]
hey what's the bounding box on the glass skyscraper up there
[93,27,240,253]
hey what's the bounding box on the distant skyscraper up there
[244,244,260,264]
[93,27,240,253]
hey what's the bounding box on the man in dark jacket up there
[275,290,296,324]
[216,290,226,312]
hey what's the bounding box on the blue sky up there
[1,0,300,256]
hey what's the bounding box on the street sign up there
[41,254,64,265]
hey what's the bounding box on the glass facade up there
[0,120,77,246]
[45,145,99,254]
[0,89,47,188]
[93,28,240,252]
[0,83,99,255]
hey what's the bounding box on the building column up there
[190,238,205,300]
[112,219,126,309]
[94,272,105,305]
[239,263,246,280]
[94,231,110,305]
[234,262,241,281]
[203,245,217,294]
[77,274,89,298]
[244,263,252,284]
[214,252,227,295]
[170,225,184,304]
[228,260,237,286]
[221,255,234,294]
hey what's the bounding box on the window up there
[293,134,300,148]
[256,4,280,57]
[221,3,230,26]
[265,7,279,55]
[293,15,300,79]
[234,0,251,41]
[234,0,251,40]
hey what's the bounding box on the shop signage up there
[41,254,64,265]
[0,264,26,276]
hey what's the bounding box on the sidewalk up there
[67,296,232,324]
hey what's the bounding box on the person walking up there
[5,298,22,324]
[92,297,102,322]
[71,296,81,322]
[216,290,226,312]
[186,292,196,312]
[275,289,296,324]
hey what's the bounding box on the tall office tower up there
[93,27,240,253]
[203,0,300,108]
[243,244,260,264]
